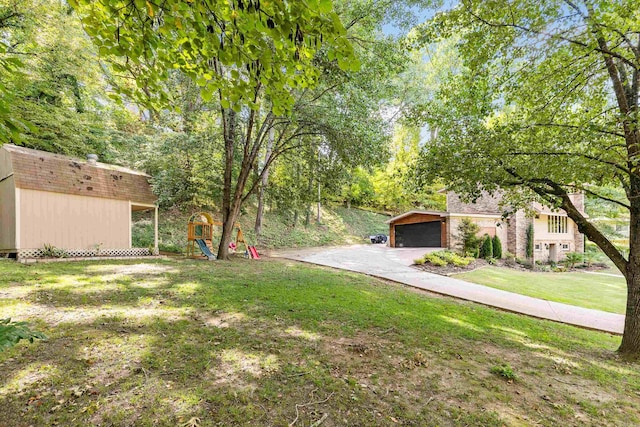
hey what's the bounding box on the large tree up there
[71,0,358,259]
[415,0,640,355]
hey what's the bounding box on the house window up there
[561,243,569,251]
[548,215,568,234]
[534,244,541,250]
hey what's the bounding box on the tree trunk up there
[217,99,261,259]
[218,107,237,260]
[619,186,640,354]
[305,172,313,226]
[620,271,640,354]
[254,128,274,237]
[316,181,322,224]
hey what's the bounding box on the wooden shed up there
[387,211,447,248]
[0,144,158,260]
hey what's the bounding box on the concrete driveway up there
[270,244,624,335]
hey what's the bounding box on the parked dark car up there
[369,234,388,244]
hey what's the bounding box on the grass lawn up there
[1,258,639,426]
[454,266,626,314]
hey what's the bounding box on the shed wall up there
[18,189,130,250]
[0,176,16,250]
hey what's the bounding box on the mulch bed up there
[412,259,611,276]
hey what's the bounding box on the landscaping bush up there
[525,223,534,258]
[425,253,448,266]
[421,250,475,267]
[504,251,516,266]
[414,257,426,265]
[455,218,481,257]
[479,234,493,259]
[584,251,597,267]
[492,235,502,259]
[564,252,583,269]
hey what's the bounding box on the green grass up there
[454,266,626,314]
[0,258,638,426]
[133,205,390,253]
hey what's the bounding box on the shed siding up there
[19,189,130,250]
[0,176,16,250]
[389,213,445,247]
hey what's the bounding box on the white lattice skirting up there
[17,248,152,259]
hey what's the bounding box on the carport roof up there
[386,210,448,224]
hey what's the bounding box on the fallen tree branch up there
[289,392,335,427]
[310,413,329,427]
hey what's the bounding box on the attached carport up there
[386,211,447,248]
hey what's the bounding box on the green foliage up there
[456,218,481,257]
[490,364,516,381]
[526,224,534,259]
[413,2,640,352]
[479,235,494,260]
[564,252,584,269]
[421,250,475,267]
[504,251,516,266]
[71,0,356,115]
[370,124,445,213]
[492,235,502,259]
[425,253,448,267]
[341,167,375,207]
[41,244,67,258]
[0,318,46,351]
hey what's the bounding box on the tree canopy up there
[413,0,640,354]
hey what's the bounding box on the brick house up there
[387,191,585,262]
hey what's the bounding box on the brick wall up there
[507,210,532,259]
[446,191,503,214]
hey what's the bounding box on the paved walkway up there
[270,245,625,335]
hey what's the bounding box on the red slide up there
[248,246,260,259]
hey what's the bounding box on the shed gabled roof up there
[2,144,156,205]
[386,210,447,224]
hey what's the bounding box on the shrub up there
[490,364,517,381]
[451,255,474,267]
[525,223,534,258]
[456,218,481,257]
[492,235,502,259]
[504,251,515,266]
[414,257,425,265]
[425,253,448,266]
[564,252,583,269]
[479,234,493,259]
[584,251,597,267]
[41,243,67,258]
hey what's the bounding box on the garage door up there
[395,221,442,247]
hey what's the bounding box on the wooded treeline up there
[0,0,442,250]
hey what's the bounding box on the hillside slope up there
[133,206,390,253]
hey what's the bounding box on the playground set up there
[186,212,260,260]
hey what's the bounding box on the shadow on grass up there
[0,258,638,426]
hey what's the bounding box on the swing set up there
[186,212,259,260]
